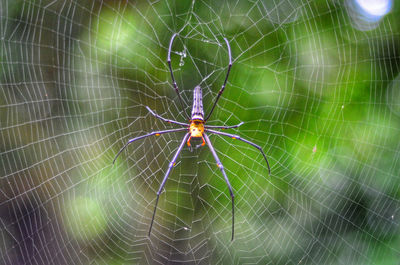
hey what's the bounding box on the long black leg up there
[113,128,187,165]
[205,122,244,130]
[203,133,235,241]
[206,129,271,175]
[149,133,190,237]
[205,37,232,121]
[146,106,187,127]
[167,33,190,119]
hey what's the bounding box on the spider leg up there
[205,37,232,121]
[149,133,190,237]
[146,106,187,127]
[113,128,187,165]
[167,33,190,119]
[206,129,271,175]
[205,122,244,130]
[203,133,235,241]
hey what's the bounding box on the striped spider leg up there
[205,129,271,175]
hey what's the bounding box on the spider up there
[113,34,271,241]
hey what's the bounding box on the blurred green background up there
[0,0,399,264]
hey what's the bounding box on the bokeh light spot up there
[355,0,392,17]
[347,0,392,31]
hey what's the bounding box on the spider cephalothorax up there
[188,120,205,146]
[113,33,271,241]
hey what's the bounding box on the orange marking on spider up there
[187,120,205,146]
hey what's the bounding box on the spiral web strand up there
[1,0,399,264]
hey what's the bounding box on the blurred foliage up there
[0,0,399,264]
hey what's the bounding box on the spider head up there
[188,120,205,146]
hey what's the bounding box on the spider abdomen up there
[191,86,204,121]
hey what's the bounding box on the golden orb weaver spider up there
[113,34,271,241]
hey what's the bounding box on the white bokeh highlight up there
[347,0,392,31]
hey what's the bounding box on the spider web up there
[1,0,400,264]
